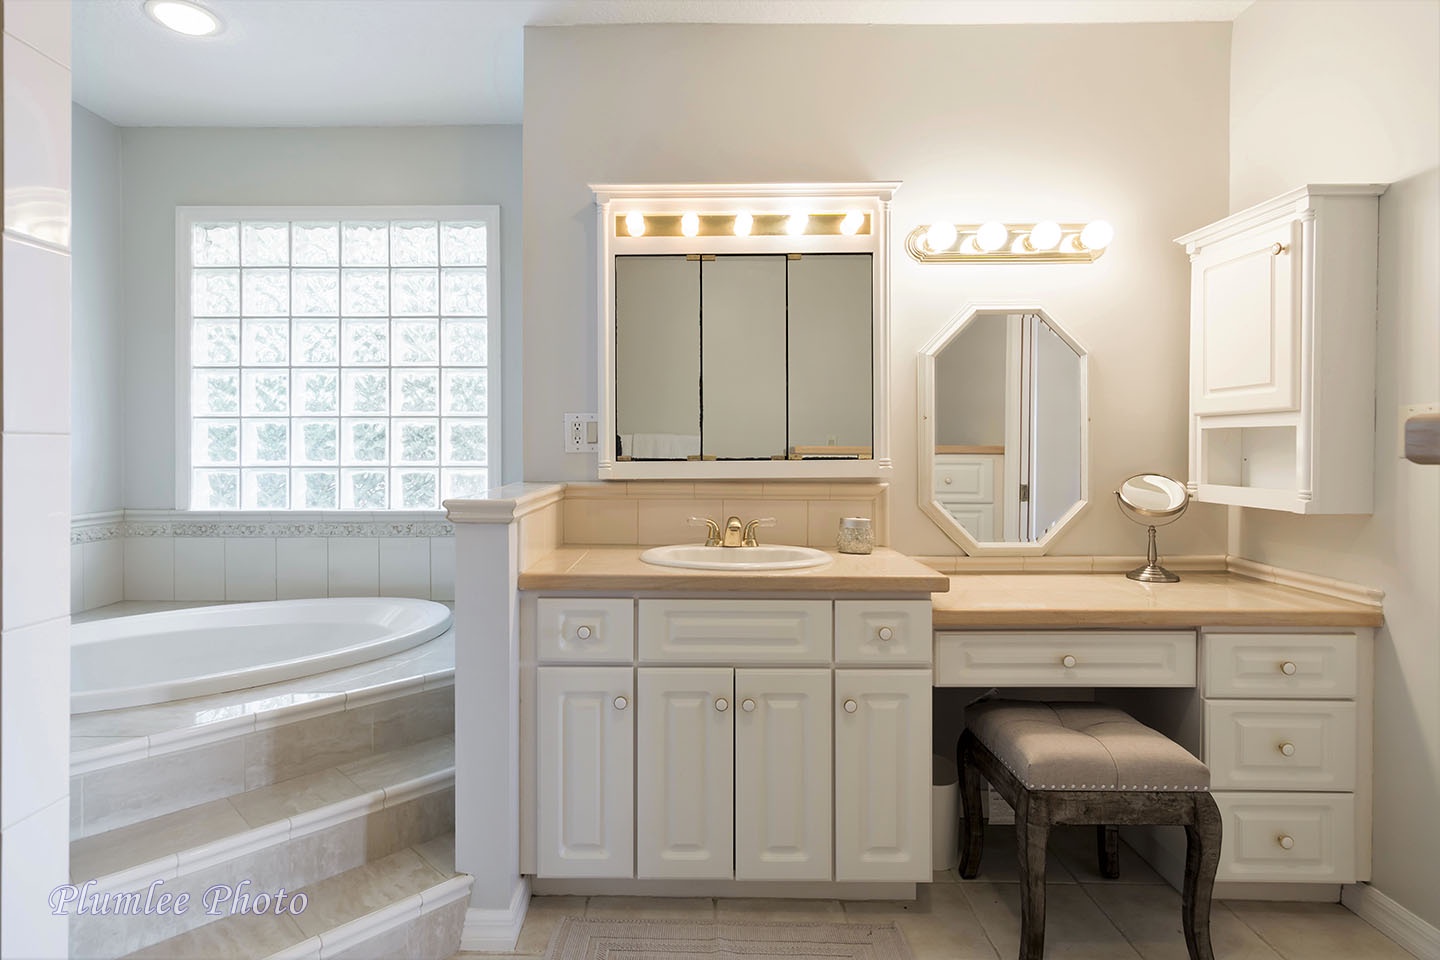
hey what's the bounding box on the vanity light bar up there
[616,212,871,238]
[906,221,1113,263]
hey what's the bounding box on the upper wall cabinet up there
[592,183,898,480]
[1175,184,1386,514]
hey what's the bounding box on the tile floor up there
[452,826,1416,960]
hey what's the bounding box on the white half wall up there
[71,104,123,518]
[1229,0,1440,931]
[116,124,523,509]
[521,22,1233,558]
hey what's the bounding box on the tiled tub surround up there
[66,605,463,958]
[70,510,456,614]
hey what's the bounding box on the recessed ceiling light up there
[143,0,223,37]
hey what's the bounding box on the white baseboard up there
[531,878,914,900]
[461,878,531,952]
[1342,883,1440,960]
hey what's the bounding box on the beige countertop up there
[932,572,1383,628]
[517,546,950,594]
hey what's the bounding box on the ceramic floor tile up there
[125,909,307,959]
[367,687,456,752]
[959,880,1143,959]
[1049,826,1165,884]
[413,832,458,877]
[242,709,374,790]
[1223,901,1417,960]
[290,848,444,937]
[714,898,846,922]
[337,735,454,792]
[1085,885,1284,960]
[227,768,367,828]
[72,796,250,880]
[584,896,715,921]
[956,824,1077,884]
[513,895,587,955]
[844,884,999,959]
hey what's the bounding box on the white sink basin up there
[639,544,833,571]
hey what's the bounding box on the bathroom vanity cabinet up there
[1176,184,1386,514]
[527,596,933,885]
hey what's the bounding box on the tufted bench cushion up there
[966,700,1210,792]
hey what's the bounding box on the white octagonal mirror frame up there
[916,302,1090,556]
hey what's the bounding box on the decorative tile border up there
[74,509,454,541]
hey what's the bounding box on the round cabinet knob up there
[1277,834,1295,851]
[944,476,953,485]
[1279,741,1296,757]
[1280,661,1298,676]
[741,699,756,712]
[1062,655,1078,668]
[877,626,895,642]
[843,699,859,714]
[575,625,593,640]
[1271,242,1289,256]
[714,697,729,712]
[612,695,628,710]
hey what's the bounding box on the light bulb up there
[923,221,958,253]
[1027,220,1061,251]
[624,212,646,237]
[733,211,753,237]
[840,211,864,235]
[144,0,222,36]
[1079,220,1114,250]
[975,221,1009,253]
[786,213,809,237]
[680,212,700,237]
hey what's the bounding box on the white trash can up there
[932,754,959,871]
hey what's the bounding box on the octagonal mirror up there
[917,304,1089,555]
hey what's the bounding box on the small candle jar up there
[837,517,874,555]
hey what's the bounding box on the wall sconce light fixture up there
[907,219,1113,263]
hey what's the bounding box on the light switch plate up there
[1398,403,1440,456]
[564,413,599,453]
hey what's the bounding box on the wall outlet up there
[564,413,599,453]
[1398,403,1440,456]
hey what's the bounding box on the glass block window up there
[182,209,497,510]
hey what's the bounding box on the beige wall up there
[523,22,1232,558]
[1230,0,1440,929]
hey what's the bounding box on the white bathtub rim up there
[71,597,452,714]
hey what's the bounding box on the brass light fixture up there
[906,220,1113,263]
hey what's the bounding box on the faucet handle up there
[687,516,722,547]
[741,517,777,547]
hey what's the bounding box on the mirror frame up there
[591,182,899,479]
[916,302,1091,555]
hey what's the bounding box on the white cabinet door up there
[636,667,735,878]
[734,669,832,880]
[1191,219,1299,415]
[536,667,634,878]
[834,669,932,881]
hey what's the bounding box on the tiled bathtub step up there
[72,683,455,840]
[122,837,470,960]
[73,736,455,884]
[70,743,456,960]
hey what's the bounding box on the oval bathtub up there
[71,598,452,713]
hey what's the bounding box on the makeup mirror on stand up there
[1116,474,1189,582]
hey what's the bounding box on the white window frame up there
[174,204,501,511]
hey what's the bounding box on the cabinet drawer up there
[934,456,995,500]
[1204,632,1357,699]
[1214,792,1356,883]
[934,631,1196,687]
[638,600,832,664]
[835,600,932,665]
[1206,700,1356,790]
[537,598,634,663]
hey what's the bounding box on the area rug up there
[543,917,913,959]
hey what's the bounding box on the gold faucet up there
[687,517,722,547]
[690,516,777,547]
[721,516,745,547]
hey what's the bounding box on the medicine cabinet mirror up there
[917,304,1089,555]
[593,183,898,480]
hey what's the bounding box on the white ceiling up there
[73,0,1254,126]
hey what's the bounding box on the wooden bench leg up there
[1096,824,1120,879]
[1015,791,1051,960]
[1182,793,1222,960]
[958,730,986,879]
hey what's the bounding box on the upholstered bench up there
[958,700,1221,960]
